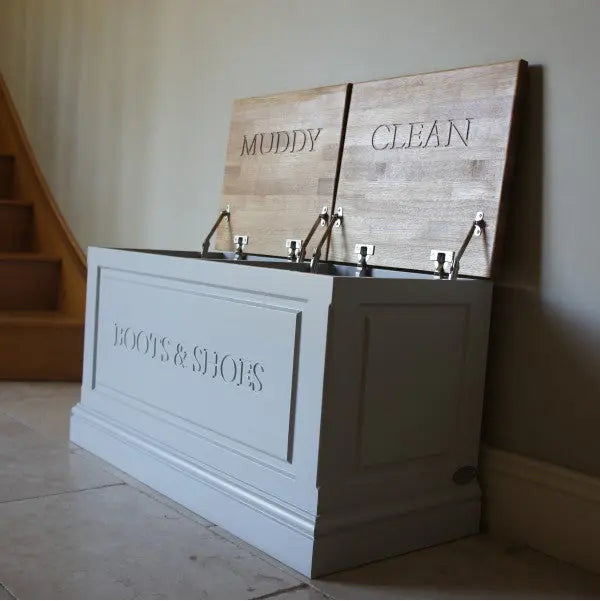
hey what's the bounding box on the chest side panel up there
[317,278,492,512]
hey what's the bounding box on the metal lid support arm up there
[298,207,329,264]
[449,211,486,280]
[200,205,230,257]
[429,212,486,279]
[310,207,343,273]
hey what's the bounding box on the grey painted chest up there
[71,249,491,576]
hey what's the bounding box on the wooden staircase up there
[0,76,86,381]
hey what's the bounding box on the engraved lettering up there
[240,133,258,156]
[391,123,406,149]
[192,346,206,374]
[208,351,219,378]
[446,118,471,147]
[113,323,122,346]
[111,323,265,393]
[423,120,440,148]
[174,343,187,368]
[371,118,473,150]
[259,132,275,154]
[136,330,149,354]
[274,131,290,153]
[123,328,136,351]
[220,355,237,383]
[407,122,424,148]
[160,337,171,362]
[241,128,322,156]
[149,333,158,358]
[371,124,391,150]
[291,129,307,153]
[252,363,265,392]
[307,128,322,151]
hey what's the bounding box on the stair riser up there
[0,323,83,380]
[0,204,33,251]
[0,155,15,199]
[0,259,61,310]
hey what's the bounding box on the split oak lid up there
[216,84,349,258]
[330,60,527,278]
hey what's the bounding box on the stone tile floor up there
[0,382,599,599]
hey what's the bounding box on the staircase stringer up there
[0,72,86,317]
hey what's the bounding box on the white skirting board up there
[480,445,600,574]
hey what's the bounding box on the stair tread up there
[0,200,32,207]
[0,310,84,326]
[0,252,61,262]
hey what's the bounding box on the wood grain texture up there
[330,60,527,277]
[0,311,83,380]
[216,84,349,258]
[0,155,14,198]
[0,200,33,251]
[0,253,60,310]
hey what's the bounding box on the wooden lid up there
[216,84,349,258]
[329,60,527,277]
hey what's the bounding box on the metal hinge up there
[430,211,486,279]
[355,244,375,277]
[233,235,249,261]
[285,239,303,261]
[286,206,329,264]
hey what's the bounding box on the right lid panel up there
[330,60,527,278]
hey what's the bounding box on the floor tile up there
[72,445,213,527]
[2,380,599,599]
[0,414,122,503]
[314,536,600,599]
[0,381,80,443]
[0,485,302,599]
[260,584,331,599]
[208,524,310,583]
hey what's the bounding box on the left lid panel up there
[216,84,350,259]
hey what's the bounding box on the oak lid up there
[216,84,349,258]
[329,60,527,278]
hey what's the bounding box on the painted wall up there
[1,0,599,476]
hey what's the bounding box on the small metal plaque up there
[452,465,477,485]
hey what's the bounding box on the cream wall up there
[1,0,599,476]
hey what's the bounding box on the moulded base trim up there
[71,404,316,575]
[71,403,482,577]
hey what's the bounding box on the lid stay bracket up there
[200,205,230,257]
[310,207,343,273]
[296,207,329,264]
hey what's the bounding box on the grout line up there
[251,583,310,600]
[206,525,333,599]
[0,580,17,599]
[0,482,125,506]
